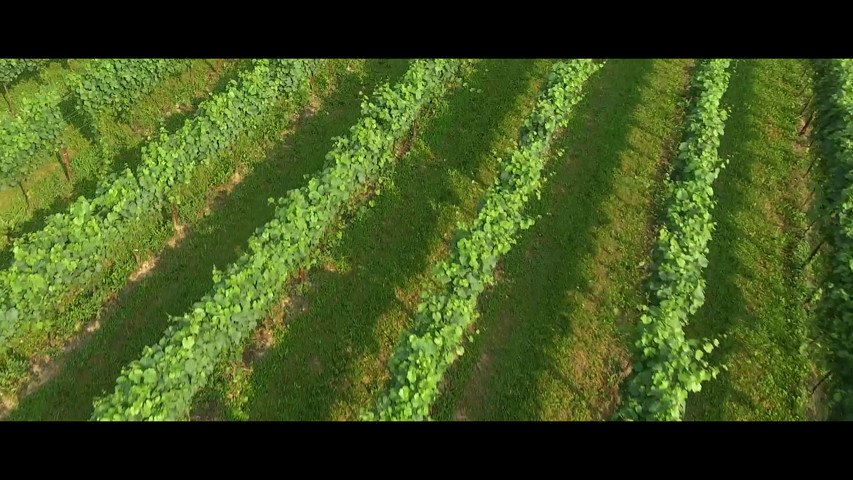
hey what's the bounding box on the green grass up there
[196,59,557,421]
[3,60,410,420]
[0,59,236,257]
[683,59,824,421]
[429,59,693,420]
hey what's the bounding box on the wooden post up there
[801,187,816,211]
[216,59,221,73]
[812,371,832,394]
[796,69,810,91]
[805,216,820,237]
[800,94,814,116]
[806,279,827,304]
[803,237,826,269]
[798,78,811,97]
[172,203,179,231]
[19,181,29,209]
[805,154,822,178]
[60,146,74,181]
[800,110,815,136]
[4,84,14,116]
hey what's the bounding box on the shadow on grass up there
[243,59,544,421]
[680,60,767,420]
[6,59,411,421]
[432,59,660,421]
[683,60,820,421]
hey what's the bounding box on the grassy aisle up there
[684,59,823,421]
[0,59,233,256]
[431,59,692,421]
[218,59,554,421]
[4,60,407,421]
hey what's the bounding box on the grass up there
[3,59,408,420]
[431,59,693,420]
[683,59,825,421]
[194,59,558,421]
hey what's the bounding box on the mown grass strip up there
[363,59,603,421]
[679,59,824,421]
[617,59,733,421]
[91,59,464,421]
[232,59,553,421]
[434,59,693,421]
